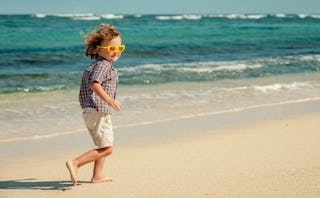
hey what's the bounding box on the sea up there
[0,13,320,143]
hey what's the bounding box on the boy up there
[66,23,125,186]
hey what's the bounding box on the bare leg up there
[91,157,113,183]
[93,157,106,178]
[66,160,78,186]
[66,146,113,185]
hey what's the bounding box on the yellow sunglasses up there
[97,45,125,53]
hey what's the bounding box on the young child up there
[66,23,125,186]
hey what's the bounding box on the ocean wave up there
[229,14,267,19]
[100,14,124,19]
[29,13,320,20]
[0,129,85,143]
[118,54,320,84]
[51,13,95,18]
[155,14,202,20]
[0,71,79,94]
[118,60,265,84]
[298,54,320,61]
[176,63,262,73]
[252,82,314,92]
[0,52,82,66]
[0,84,67,94]
[155,13,270,20]
[119,61,262,74]
[205,13,320,20]
[273,13,286,18]
[298,14,320,19]
[224,82,319,94]
[32,13,125,20]
[1,54,319,92]
[206,14,267,19]
[310,14,320,19]
[33,13,103,20]
[34,13,46,18]
[72,16,101,20]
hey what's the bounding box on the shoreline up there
[1,96,320,145]
[1,72,319,145]
[0,98,319,159]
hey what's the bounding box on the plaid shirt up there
[79,57,118,114]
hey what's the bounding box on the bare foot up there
[91,177,113,183]
[66,160,78,186]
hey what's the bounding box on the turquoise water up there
[1,13,320,93]
[0,13,320,142]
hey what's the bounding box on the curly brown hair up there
[84,23,121,59]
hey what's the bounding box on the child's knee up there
[99,146,113,156]
[106,146,113,155]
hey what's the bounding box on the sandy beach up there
[1,101,320,198]
[1,12,320,198]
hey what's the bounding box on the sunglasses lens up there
[118,46,125,52]
[108,46,116,52]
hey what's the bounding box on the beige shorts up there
[82,108,113,148]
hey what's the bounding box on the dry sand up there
[1,111,320,198]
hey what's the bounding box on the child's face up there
[97,36,123,63]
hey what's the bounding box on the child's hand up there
[90,82,121,111]
[111,99,121,111]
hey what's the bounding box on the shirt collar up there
[97,56,110,62]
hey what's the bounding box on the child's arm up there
[90,82,121,111]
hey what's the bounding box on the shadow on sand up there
[0,178,90,191]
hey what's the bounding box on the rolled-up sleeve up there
[89,62,111,84]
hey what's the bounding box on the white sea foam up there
[176,63,262,73]
[253,83,300,92]
[206,13,320,19]
[0,129,85,143]
[156,15,183,20]
[119,64,164,73]
[226,14,245,19]
[34,13,46,18]
[209,63,262,72]
[253,82,315,93]
[15,85,66,93]
[100,14,124,19]
[226,14,267,19]
[206,14,225,18]
[298,14,308,18]
[155,15,202,20]
[182,14,202,20]
[51,13,101,20]
[119,61,263,74]
[298,14,320,19]
[222,81,320,95]
[246,14,267,19]
[72,16,101,20]
[274,13,286,18]
[310,14,320,19]
[299,54,320,62]
[52,13,95,18]
[205,14,267,19]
